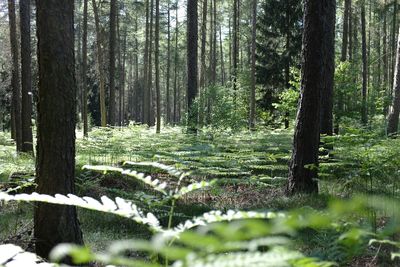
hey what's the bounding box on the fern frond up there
[123,161,187,179]
[0,192,162,232]
[173,180,215,199]
[0,244,56,267]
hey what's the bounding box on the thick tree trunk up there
[287,0,333,195]
[361,2,368,124]
[249,0,257,130]
[108,0,117,125]
[20,0,33,153]
[82,0,88,136]
[8,0,22,151]
[34,0,83,259]
[92,0,107,127]
[387,27,400,135]
[187,0,198,133]
[320,0,336,136]
[155,0,161,133]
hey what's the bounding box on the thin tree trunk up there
[155,0,161,133]
[143,0,150,124]
[348,0,353,61]
[361,2,368,124]
[200,0,208,89]
[232,0,238,95]
[8,0,22,151]
[147,0,154,126]
[166,0,171,124]
[108,0,117,125]
[187,0,198,133]
[249,0,257,130]
[219,25,225,86]
[35,0,83,260]
[92,0,107,127]
[387,27,400,134]
[20,0,33,153]
[82,0,88,136]
[392,0,398,90]
[341,0,350,61]
[173,0,179,124]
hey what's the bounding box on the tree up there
[7,0,22,151]
[92,0,107,127]
[387,26,400,135]
[155,0,161,133]
[20,0,33,152]
[341,0,351,61]
[249,0,257,130]
[108,0,117,125]
[187,0,198,133]
[361,2,368,124]
[34,0,83,259]
[82,0,89,136]
[287,0,336,195]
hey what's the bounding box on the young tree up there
[108,0,117,125]
[387,27,400,135]
[82,0,89,136]
[20,0,33,152]
[287,0,335,195]
[187,0,198,133]
[7,0,22,151]
[34,0,83,259]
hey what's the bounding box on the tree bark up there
[34,0,83,260]
[173,0,179,124]
[287,0,333,195]
[341,0,350,61]
[361,2,368,124]
[155,0,161,133]
[249,0,257,130]
[108,0,117,125]
[166,0,171,124]
[82,0,88,136]
[20,0,33,153]
[187,0,198,133]
[92,0,107,127]
[320,0,336,136]
[8,0,22,151]
[387,26,400,134]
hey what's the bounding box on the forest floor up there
[1,125,399,266]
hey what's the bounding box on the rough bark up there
[34,0,83,259]
[108,0,117,125]
[187,0,198,133]
[387,27,400,135]
[287,0,329,195]
[320,0,336,136]
[92,0,107,127]
[8,0,22,151]
[20,0,33,153]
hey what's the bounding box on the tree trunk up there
[148,0,155,127]
[361,2,368,124]
[341,0,350,61]
[20,0,33,153]
[219,25,225,86]
[108,0,117,125]
[187,0,198,133]
[155,0,161,133]
[173,0,179,124]
[92,0,107,127]
[232,0,238,95]
[8,0,22,152]
[287,0,333,195]
[143,0,150,124]
[387,27,400,134]
[166,0,171,124]
[320,0,336,136]
[348,0,353,61]
[34,0,83,260]
[249,0,257,130]
[200,0,208,89]
[82,0,88,136]
[392,0,398,90]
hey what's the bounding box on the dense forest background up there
[2,0,400,266]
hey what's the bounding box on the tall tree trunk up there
[249,0,257,130]
[392,0,398,90]
[121,30,127,125]
[8,0,22,151]
[287,0,334,195]
[320,0,336,136]
[147,0,154,126]
[34,0,83,259]
[108,0,117,125]
[387,27,400,134]
[173,0,179,124]
[82,0,88,136]
[219,25,225,86]
[155,0,161,133]
[361,2,368,124]
[232,0,238,95]
[187,0,198,133]
[348,0,353,61]
[341,0,350,61]
[92,0,107,127]
[166,0,171,124]
[143,0,150,124]
[200,0,208,89]
[20,0,33,153]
